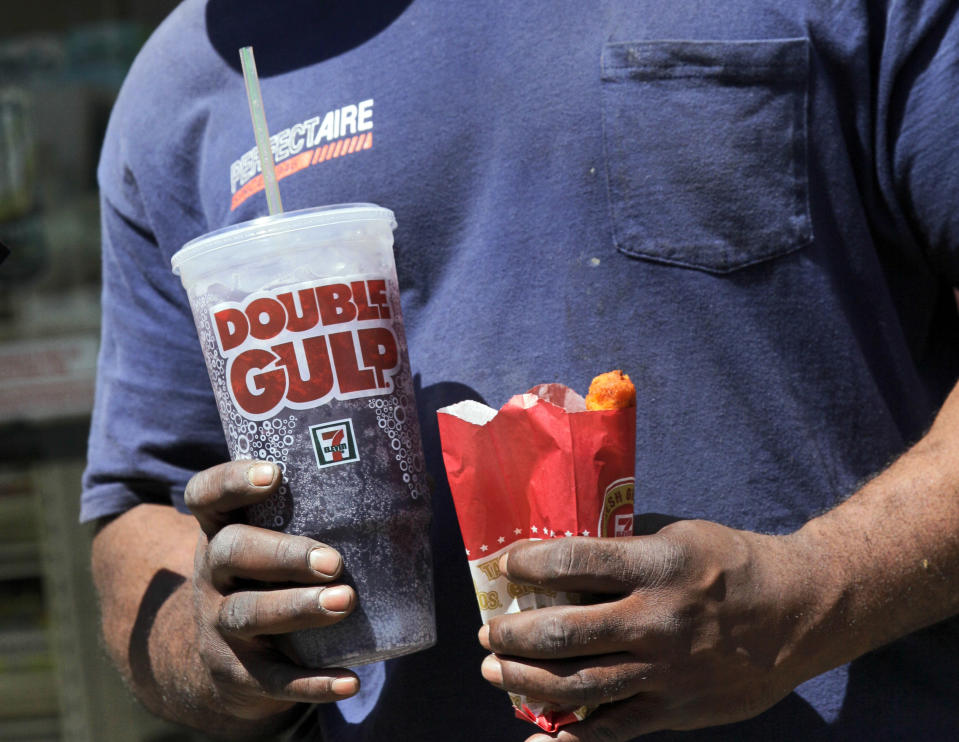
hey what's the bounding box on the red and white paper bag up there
[437,383,636,732]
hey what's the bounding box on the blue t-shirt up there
[84,1,959,739]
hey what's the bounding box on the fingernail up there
[331,676,359,696]
[319,585,352,613]
[477,624,490,649]
[309,548,341,578]
[247,462,276,487]
[481,655,503,686]
[498,552,509,574]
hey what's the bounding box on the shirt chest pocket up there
[601,38,812,273]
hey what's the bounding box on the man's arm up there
[785,376,959,664]
[91,461,361,739]
[479,383,959,741]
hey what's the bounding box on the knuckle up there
[628,534,688,589]
[183,468,213,511]
[274,534,312,569]
[568,666,596,706]
[595,668,631,704]
[513,539,580,583]
[259,662,293,696]
[486,617,506,650]
[289,587,321,617]
[185,460,261,512]
[219,592,259,636]
[488,616,518,652]
[564,666,626,708]
[538,614,574,654]
[657,519,700,556]
[553,538,581,580]
[208,524,245,570]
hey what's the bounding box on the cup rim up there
[171,203,396,274]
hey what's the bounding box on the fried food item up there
[585,370,635,411]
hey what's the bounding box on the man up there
[83,1,959,739]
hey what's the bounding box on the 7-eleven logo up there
[310,419,360,468]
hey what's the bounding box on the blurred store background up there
[0,2,212,740]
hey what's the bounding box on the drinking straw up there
[239,46,283,215]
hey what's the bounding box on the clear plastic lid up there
[171,203,396,275]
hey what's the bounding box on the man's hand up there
[184,460,360,720]
[478,522,829,741]
[92,460,362,738]
[478,381,959,741]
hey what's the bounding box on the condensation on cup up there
[172,204,436,667]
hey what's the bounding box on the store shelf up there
[0,716,61,742]
[0,666,59,719]
[0,542,43,580]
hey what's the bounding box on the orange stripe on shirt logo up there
[276,151,312,179]
[231,174,264,210]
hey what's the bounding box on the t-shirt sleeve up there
[81,143,228,524]
[882,1,959,284]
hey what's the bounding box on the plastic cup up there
[172,204,435,667]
